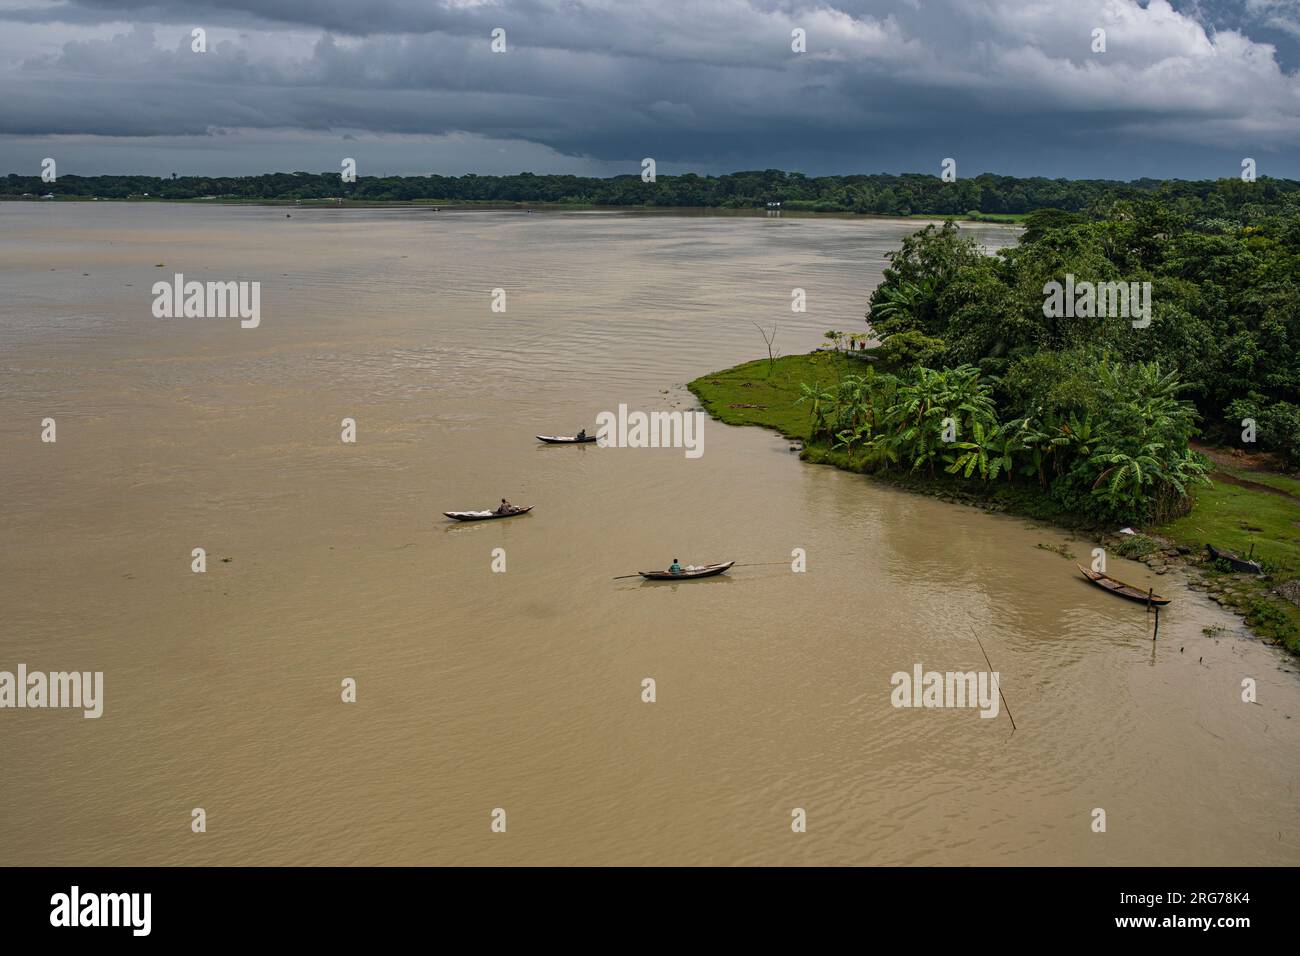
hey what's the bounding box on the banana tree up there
[796,382,836,440]
[1090,444,1164,518]
[946,419,1018,480]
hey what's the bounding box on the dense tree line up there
[799,194,1300,524]
[5,169,1298,217]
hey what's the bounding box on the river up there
[1,203,1296,865]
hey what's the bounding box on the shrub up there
[1114,534,1159,560]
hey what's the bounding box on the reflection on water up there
[0,204,1296,866]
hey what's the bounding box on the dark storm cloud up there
[1,0,1297,177]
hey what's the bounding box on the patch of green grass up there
[688,351,849,441]
[1215,463,1300,497]
[1159,467,1300,653]
[1160,478,1300,576]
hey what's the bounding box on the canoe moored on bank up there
[1077,565,1170,606]
[1206,543,1262,574]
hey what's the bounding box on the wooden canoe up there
[443,506,533,521]
[1077,565,1170,606]
[536,434,597,444]
[638,561,734,580]
[1206,543,1262,574]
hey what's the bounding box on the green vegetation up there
[1164,464,1300,572]
[690,353,1300,653]
[690,188,1300,651]
[866,204,1300,470]
[1160,462,1300,649]
[1218,467,1300,498]
[690,355,828,440]
[692,353,1093,527]
[6,169,1298,219]
[787,347,1211,525]
[1112,534,1160,560]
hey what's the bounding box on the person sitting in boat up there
[576,428,586,441]
[496,498,514,515]
[669,558,682,574]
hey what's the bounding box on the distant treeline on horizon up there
[4,169,1298,216]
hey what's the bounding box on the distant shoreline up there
[0,196,1027,223]
[13,168,1291,221]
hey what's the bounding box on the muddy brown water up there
[1,204,1296,865]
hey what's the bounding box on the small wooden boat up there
[638,561,734,580]
[1206,543,1262,574]
[443,506,533,521]
[536,434,597,444]
[1077,565,1170,606]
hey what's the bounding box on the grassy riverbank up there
[689,351,1300,653]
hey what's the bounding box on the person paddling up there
[669,557,682,574]
[576,428,587,441]
[496,498,514,515]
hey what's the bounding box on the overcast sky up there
[1,0,1298,179]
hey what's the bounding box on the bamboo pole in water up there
[971,627,1016,733]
